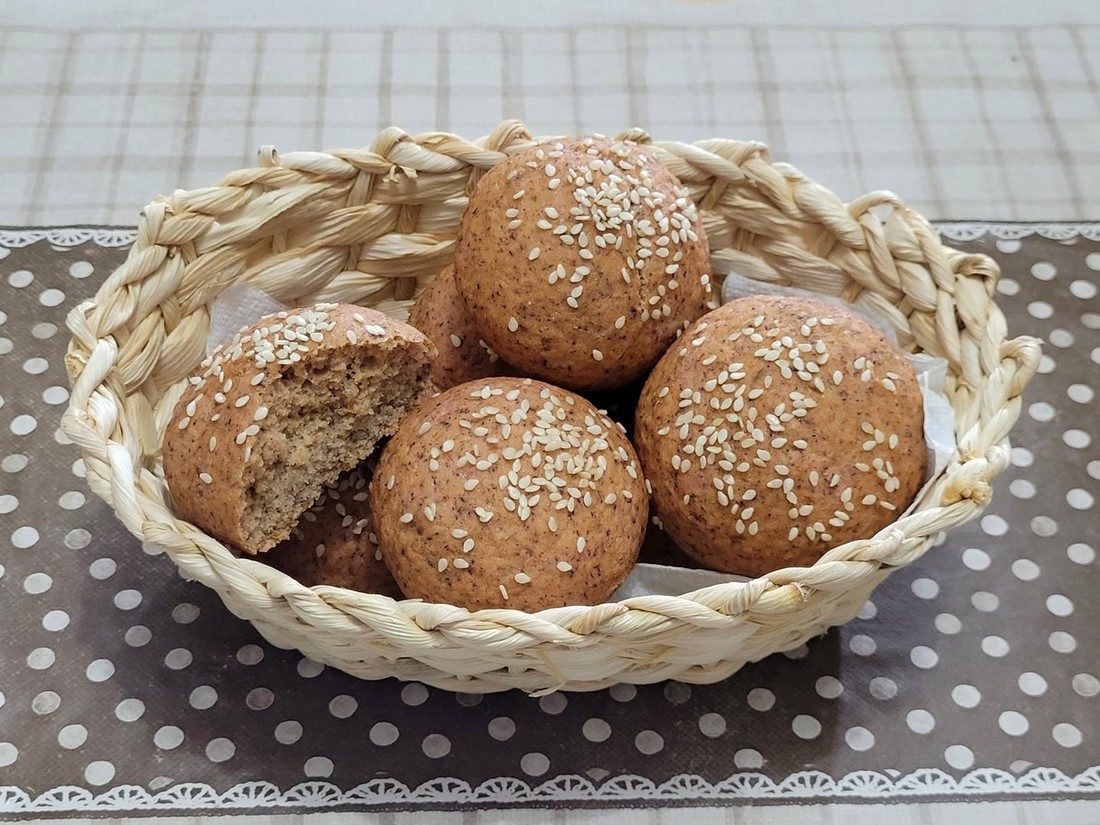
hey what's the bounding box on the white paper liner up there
[202,281,957,601]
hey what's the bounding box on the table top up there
[0,222,1096,823]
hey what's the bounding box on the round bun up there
[408,264,512,390]
[370,377,647,611]
[455,136,713,391]
[634,295,925,576]
[163,303,435,555]
[264,462,402,597]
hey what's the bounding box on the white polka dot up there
[1028,401,1055,422]
[422,733,451,758]
[206,737,235,762]
[86,658,115,682]
[456,693,482,708]
[857,600,877,620]
[23,357,48,375]
[1030,261,1056,280]
[328,695,357,718]
[1011,559,1040,581]
[12,526,39,548]
[935,613,962,634]
[23,572,52,594]
[27,647,55,669]
[8,270,33,288]
[1031,515,1058,537]
[849,635,876,656]
[952,684,981,708]
[0,337,9,356]
[10,415,38,436]
[58,724,88,749]
[522,752,551,775]
[869,677,898,700]
[304,755,332,776]
[0,743,16,768]
[69,261,94,278]
[190,686,218,710]
[171,602,200,623]
[1090,461,1100,480]
[1068,543,1095,565]
[961,547,990,570]
[115,698,145,722]
[88,557,115,578]
[154,726,185,750]
[1053,723,1083,748]
[58,490,85,510]
[845,726,875,751]
[297,657,324,678]
[275,720,302,744]
[31,322,56,339]
[815,676,843,699]
[944,745,974,770]
[1049,631,1077,653]
[1063,429,1091,449]
[733,748,762,768]
[980,515,1007,537]
[911,577,939,599]
[698,713,726,738]
[906,709,935,734]
[84,761,115,786]
[1011,447,1034,467]
[3,454,29,472]
[911,646,938,669]
[609,683,637,702]
[997,279,1019,296]
[43,609,70,631]
[0,494,16,514]
[1089,252,1100,270]
[370,722,399,746]
[1067,383,1095,405]
[1048,328,1075,348]
[1071,279,1097,299]
[1009,479,1036,499]
[39,288,65,307]
[982,635,1010,657]
[747,687,775,711]
[164,648,192,669]
[72,458,85,478]
[539,693,568,715]
[33,691,61,715]
[1018,671,1048,697]
[246,688,274,711]
[67,528,94,551]
[782,644,809,660]
[1072,673,1099,698]
[125,625,151,646]
[1067,488,1094,510]
[996,239,1021,253]
[401,683,428,706]
[634,730,664,755]
[114,589,142,610]
[489,717,516,741]
[792,715,821,739]
[1037,354,1056,374]
[236,644,264,665]
[663,682,691,704]
[1046,594,1074,616]
[1087,314,1100,330]
[1028,301,1054,319]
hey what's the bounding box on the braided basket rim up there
[60,121,1041,688]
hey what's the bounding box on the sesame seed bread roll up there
[634,296,925,577]
[264,462,402,598]
[370,377,648,611]
[408,264,513,390]
[163,303,436,555]
[455,136,714,391]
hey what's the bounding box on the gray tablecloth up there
[0,223,1096,816]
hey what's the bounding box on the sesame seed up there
[449,334,462,348]
[592,349,604,362]
[557,561,573,572]
[178,417,191,429]
[528,247,541,260]
[454,558,470,569]
[250,373,264,386]
[438,558,449,572]
[253,406,268,421]
[199,472,213,484]
[399,512,414,523]
[507,316,519,332]
[419,421,433,435]
[463,478,479,491]
[451,528,468,538]
[514,572,531,584]
[462,538,475,553]
[499,585,509,600]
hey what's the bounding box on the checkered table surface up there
[1,22,1097,224]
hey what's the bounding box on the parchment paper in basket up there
[610,274,957,600]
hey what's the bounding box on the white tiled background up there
[1,3,1098,224]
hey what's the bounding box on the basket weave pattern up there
[62,121,1040,692]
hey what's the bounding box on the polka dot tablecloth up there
[0,225,1096,815]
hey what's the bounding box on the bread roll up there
[163,303,435,554]
[634,296,925,576]
[455,136,713,391]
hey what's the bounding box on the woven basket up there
[62,121,1040,693]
